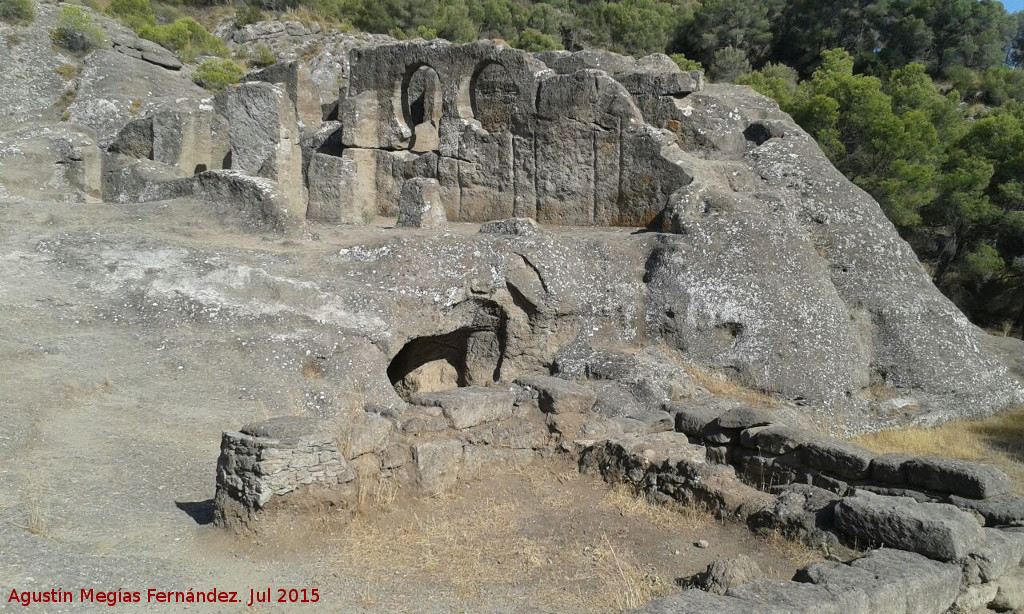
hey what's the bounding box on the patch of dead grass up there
[853,406,1024,493]
[600,485,713,532]
[681,364,781,408]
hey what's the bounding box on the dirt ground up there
[0,196,824,613]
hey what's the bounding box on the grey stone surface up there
[244,61,322,131]
[687,554,764,595]
[991,567,1024,611]
[740,424,812,455]
[797,548,962,614]
[948,492,1024,527]
[633,591,789,614]
[344,411,393,458]
[870,453,913,485]
[412,439,463,495]
[516,375,597,415]
[479,217,539,236]
[963,527,1024,583]
[674,405,728,437]
[834,491,985,560]
[727,579,847,613]
[713,406,776,430]
[397,177,447,229]
[904,457,1013,500]
[749,484,840,547]
[800,440,875,480]
[221,82,303,191]
[411,387,515,430]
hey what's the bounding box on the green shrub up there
[51,6,109,53]
[192,57,244,91]
[105,0,155,31]
[513,28,560,52]
[0,0,34,24]
[233,4,263,28]
[669,53,703,72]
[138,17,228,63]
[249,43,275,68]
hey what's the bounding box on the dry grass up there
[251,464,820,613]
[303,469,694,611]
[601,485,713,531]
[590,534,673,611]
[854,406,1024,494]
[301,357,324,380]
[681,364,781,408]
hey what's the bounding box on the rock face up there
[397,177,447,229]
[4,10,1024,451]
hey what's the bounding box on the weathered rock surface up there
[834,491,985,560]
[396,177,447,229]
[687,554,764,595]
[903,456,1013,499]
[411,387,515,430]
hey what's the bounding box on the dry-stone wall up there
[579,404,1024,613]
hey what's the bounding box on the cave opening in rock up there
[387,304,509,399]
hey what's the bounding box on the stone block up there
[516,375,597,415]
[834,491,985,561]
[411,387,515,430]
[800,439,874,480]
[412,440,463,495]
[904,457,1013,500]
[396,177,447,229]
[740,424,811,454]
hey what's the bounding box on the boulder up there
[947,492,1024,527]
[516,375,597,414]
[713,406,776,430]
[634,590,789,614]
[343,412,393,459]
[244,61,322,132]
[870,453,914,485]
[479,217,539,236]
[749,484,840,547]
[740,424,812,454]
[903,457,1013,500]
[221,82,303,199]
[800,440,875,481]
[727,579,848,614]
[963,528,1024,583]
[412,439,463,495]
[834,491,985,560]
[797,549,962,614]
[687,554,764,595]
[991,567,1024,611]
[396,177,447,229]
[410,387,515,430]
[674,405,727,437]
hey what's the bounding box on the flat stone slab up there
[834,491,985,560]
[800,439,874,480]
[672,405,726,436]
[713,406,776,430]
[798,548,961,614]
[740,424,812,454]
[948,492,1024,526]
[516,375,596,414]
[410,387,515,430]
[633,590,789,614]
[609,431,707,466]
[727,579,849,614]
[479,218,539,236]
[904,456,1013,499]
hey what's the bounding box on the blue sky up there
[1003,0,1024,13]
